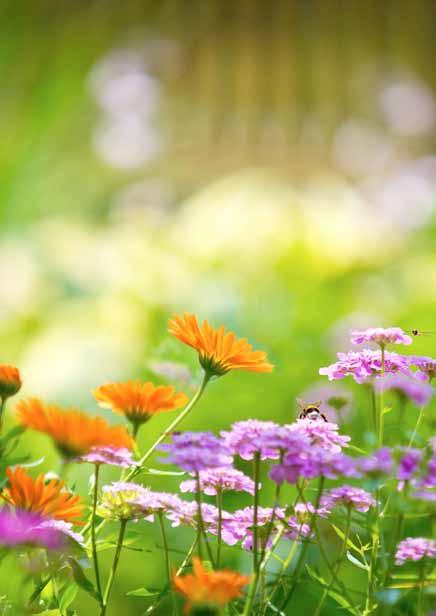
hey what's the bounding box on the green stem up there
[216,487,223,568]
[313,505,352,616]
[408,406,425,448]
[242,451,261,616]
[369,383,377,436]
[0,398,5,435]
[91,464,103,604]
[195,472,215,565]
[378,344,386,447]
[418,562,426,616]
[100,520,127,616]
[280,477,325,610]
[126,372,211,481]
[259,451,283,564]
[158,511,176,613]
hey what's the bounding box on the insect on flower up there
[296,398,328,422]
[409,329,435,337]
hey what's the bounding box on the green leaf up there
[305,564,328,588]
[126,588,160,598]
[265,601,286,615]
[331,524,362,554]
[327,589,356,612]
[59,583,78,612]
[381,405,392,416]
[346,551,369,571]
[144,468,186,477]
[67,557,100,602]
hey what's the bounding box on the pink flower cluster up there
[351,327,412,347]
[395,537,436,565]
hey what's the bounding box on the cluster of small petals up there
[35,519,85,546]
[411,488,436,502]
[321,485,376,513]
[397,448,423,482]
[319,350,412,384]
[0,508,63,550]
[78,446,138,468]
[395,537,436,565]
[374,375,433,406]
[408,355,436,382]
[351,327,412,347]
[180,467,255,495]
[165,501,230,535]
[98,482,150,521]
[132,491,186,522]
[288,419,350,453]
[356,448,394,478]
[270,447,358,485]
[294,502,331,520]
[221,420,282,460]
[159,432,233,473]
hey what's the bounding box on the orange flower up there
[17,398,134,458]
[0,364,22,400]
[168,313,274,376]
[2,466,83,524]
[173,558,250,614]
[93,381,188,430]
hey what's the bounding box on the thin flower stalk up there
[158,511,176,613]
[100,519,127,616]
[126,371,211,481]
[91,464,103,603]
[241,451,261,616]
[216,486,223,568]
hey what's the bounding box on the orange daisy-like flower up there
[2,466,83,524]
[168,313,274,376]
[0,364,22,400]
[173,558,250,614]
[17,398,134,459]
[93,381,188,431]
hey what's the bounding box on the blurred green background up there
[1,0,435,613]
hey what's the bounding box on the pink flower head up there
[78,446,138,468]
[287,419,351,453]
[397,448,422,482]
[320,485,376,513]
[0,508,64,550]
[395,537,436,565]
[373,375,433,406]
[409,355,436,382]
[356,448,394,478]
[180,467,255,495]
[319,350,412,384]
[159,432,233,473]
[221,420,281,461]
[35,519,85,546]
[351,327,412,347]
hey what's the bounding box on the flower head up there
[98,482,149,521]
[356,448,394,478]
[397,448,422,482]
[93,381,188,430]
[319,350,411,384]
[17,398,134,458]
[321,485,376,513]
[78,446,138,468]
[173,557,250,615]
[287,419,350,453]
[159,432,232,473]
[0,508,64,550]
[35,518,85,547]
[270,447,358,485]
[168,313,273,376]
[373,375,433,406]
[2,467,83,524]
[221,420,281,461]
[409,355,436,382]
[351,327,412,347]
[180,467,255,495]
[0,365,22,401]
[395,537,436,565]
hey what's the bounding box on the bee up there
[409,329,434,337]
[296,399,328,422]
